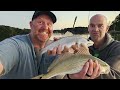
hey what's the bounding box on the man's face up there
[30,14,53,42]
[88,15,109,42]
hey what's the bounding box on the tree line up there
[0,13,120,41]
[0,25,30,41]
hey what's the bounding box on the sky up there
[0,11,120,30]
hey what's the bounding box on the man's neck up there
[29,34,47,50]
[94,37,106,49]
[34,41,46,50]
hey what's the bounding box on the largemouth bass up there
[33,44,110,79]
[41,35,93,54]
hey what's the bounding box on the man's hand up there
[47,45,62,56]
[47,42,101,79]
[68,59,101,79]
[69,43,101,79]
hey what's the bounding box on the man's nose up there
[93,26,99,31]
[42,23,49,30]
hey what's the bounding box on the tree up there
[110,14,120,31]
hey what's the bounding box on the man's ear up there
[106,25,110,32]
[29,21,32,28]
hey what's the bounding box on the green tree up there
[0,25,30,41]
[110,14,120,31]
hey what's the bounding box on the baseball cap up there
[32,11,57,23]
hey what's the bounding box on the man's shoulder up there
[12,34,28,40]
[107,40,120,52]
[111,40,120,46]
[10,34,30,43]
[0,34,30,47]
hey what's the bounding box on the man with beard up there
[0,11,61,79]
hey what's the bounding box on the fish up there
[41,35,93,55]
[32,43,110,79]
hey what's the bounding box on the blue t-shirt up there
[0,34,57,79]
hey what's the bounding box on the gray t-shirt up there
[0,34,39,79]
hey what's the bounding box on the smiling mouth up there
[39,31,48,36]
[42,32,48,34]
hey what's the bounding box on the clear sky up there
[0,11,120,30]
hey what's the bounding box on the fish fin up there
[32,74,44,79]
[48,53,74,72]
[76,43,91,55]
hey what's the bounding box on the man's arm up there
[97,55,120,79]
[0,38,19,77]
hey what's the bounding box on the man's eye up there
[48,23,53,27]
[90,25,94,27]
[48,24,52,27]
[98,24,103,28]
[39,22,43,24]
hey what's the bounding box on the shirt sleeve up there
[98,55,120,79]
[98,45,120,79]
[0,38,19,75]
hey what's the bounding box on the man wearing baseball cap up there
[0,11,60,79]
[32,11,57,23]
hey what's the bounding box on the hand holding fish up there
[47,43,101,79]
[47,45,62,55]
[47,42,85,55]
[65,43,101,79]
[32,42,110,79]
[47,37,71,55]
[67,59,101,79]
[47,45,75,55]
[32,37,109,79]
